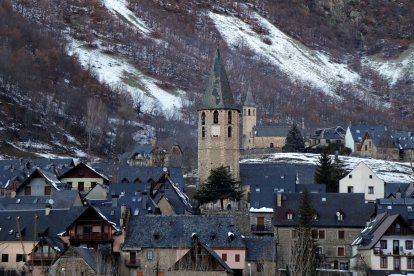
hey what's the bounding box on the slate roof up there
[117,166,185,190]
[273,193,374,228]
[244,87,256,107]
[70,247,97,272]
[59,162,109,182]
[352,212,414,250]
[0,208,85,241]
[244,236,276,261]
[312,126,345,140]
[199,48,239,110]
[152,178,192,214]
[376,198,414,221]
[384,182,410,198]
[0,158,74,189]
[241,163,320,209]
[0,190,81,211]
[122,215,245,250]
[89,162,115,181]
[398,134,414,149]
[16,168,63,192]
[254,126,290,137]
[348,125,386,143]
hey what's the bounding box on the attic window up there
[153,233,160,240]
[16,199,20,204]
[349,175,352,179]
[313,212,319,221]
[369,175,373,179]
[287,210,294,220]
[336,211,344,221]
[408,206,413,212]
[255,185,260,192]
[211,233,216,240]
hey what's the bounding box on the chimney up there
[120,204,127,227]
[112,194,119,207]
[276,192,282,207]
[45,204,51,216]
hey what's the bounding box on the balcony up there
[251,224,273,234]
[69,232,113,242]
[125,258,141,267]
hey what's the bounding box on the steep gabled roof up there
[59,162,109,182]
[348,125,386,143]
[353,213,414,250]
[16,168,63,192]
[199,48,239,110]
[244,87,256,107]
[244,236,276,261]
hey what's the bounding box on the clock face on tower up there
[211,125,220,137]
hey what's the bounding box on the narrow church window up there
[228,111,232,124]
[228,126,232,138]
[248,109,251,116]
[270,143,274,148]
[201,112,205,125]
[202,127,206,138]
[213,111,219,124]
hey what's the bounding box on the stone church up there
[198,49,290,185]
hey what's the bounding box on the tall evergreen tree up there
[283,122,305,152]
[314,149,336,192]
[288,188,318,275]
[194,166,242,209]
[314,149,348,192]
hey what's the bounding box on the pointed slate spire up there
[244,86,256,107]
[200,48,238,110]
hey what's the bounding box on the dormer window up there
[287,210,294,220]
[336,210,344,221]
[213,111,219,124]
[313,212,319,221]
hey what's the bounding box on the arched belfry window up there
[248,109,251,116]
[213,111,219,124]
[202,127,206,138]
[201,112,205,125]
[228,126,232,138]
[228,111,232,124]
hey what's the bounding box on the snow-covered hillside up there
[241,152,414,183]
[208,11,360,99]
[66,38,185,114]
[362,44,414,86]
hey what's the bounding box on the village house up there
[120,215,246,276]
[59,162,109,194]
[351,212,414,275]
[274,193,374,272]
[339,162,411,203]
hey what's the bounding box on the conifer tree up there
[283,122,305,152]
[288,188,318,275]
[194,166,242,209]
[314,149,336,192]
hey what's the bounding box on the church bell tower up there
[197,49,240,185]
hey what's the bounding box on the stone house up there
[273,193,374,272]
[120,215,246,276]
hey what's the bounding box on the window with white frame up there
[368,186,374,194]
[147,250,154,260]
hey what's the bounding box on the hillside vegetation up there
[0,0,413,167]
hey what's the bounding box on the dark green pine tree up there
[314,149,337,192]
[288,187,318,276]
[283,122,305,152]
[194,166,242,209]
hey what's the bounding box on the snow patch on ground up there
[241,152,414,183]
[66,38,185,114]
[362,44,414,86]
[209,11,360,98]
[102,0,151,34]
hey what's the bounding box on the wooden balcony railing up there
[251,224,273,233]
[69,233,112,242]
